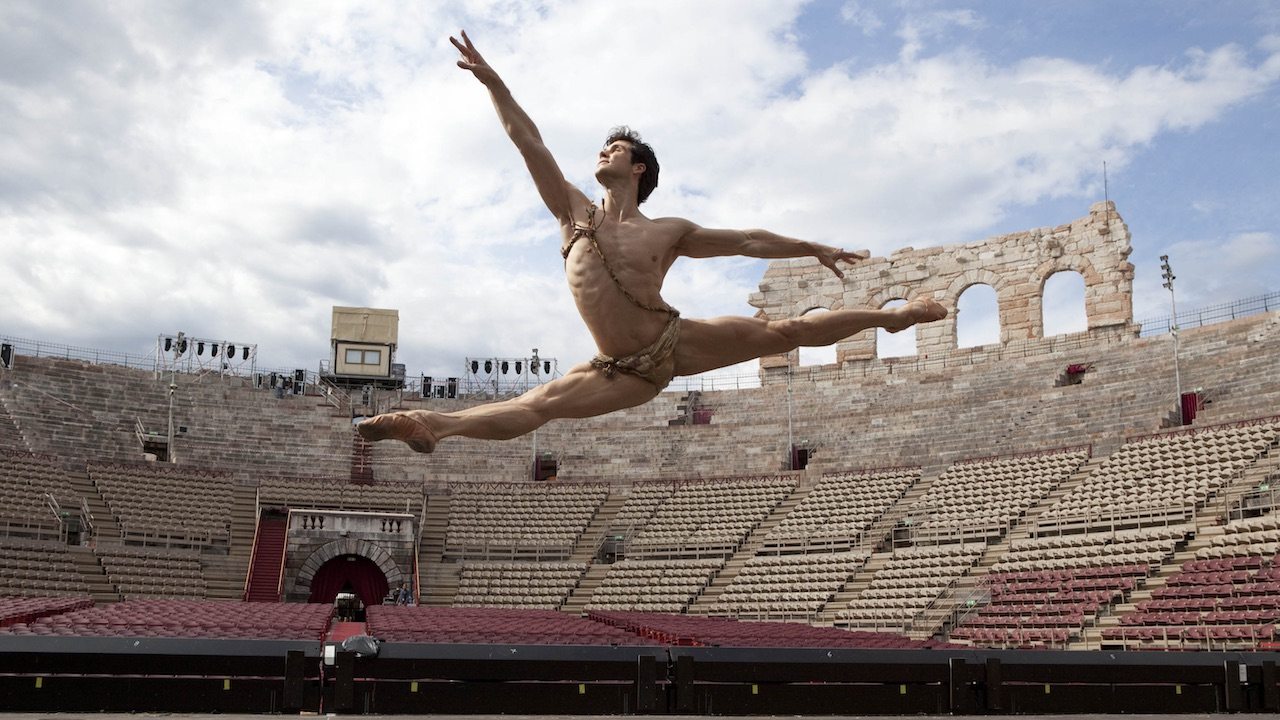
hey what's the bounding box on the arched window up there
[797,307,837,367]
[1042,271,1087,337]
[876,299,917,358]
[957,284,1000,348]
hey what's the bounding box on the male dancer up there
[359,31,947,453]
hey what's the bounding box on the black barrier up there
[2,636,1280,714]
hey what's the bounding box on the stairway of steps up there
[203,484,257,600]
[561,563,612,615]
[1205,449,1280,521]
[822,552,892,622]
[687,482,814,615]
[810,467,945,626]
[65,462,120,545]
[418,493,451,605]
[422,561,461,607]
[569,494,625,565]
[1064,528,1212,652]
[67,545,118,604]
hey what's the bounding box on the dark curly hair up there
[604,126,659,204]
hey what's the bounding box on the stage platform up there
[1,635,1279,715]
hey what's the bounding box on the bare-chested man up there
[358,31,947,453]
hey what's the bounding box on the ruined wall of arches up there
[750,201,1135,368]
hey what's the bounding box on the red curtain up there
[308,554,391,607]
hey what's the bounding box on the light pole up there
[1160,255,1184,424]
[166,331,185,463]
[786,352,795,470]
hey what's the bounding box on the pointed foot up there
[356,411,440,454]
[886,296,948,334]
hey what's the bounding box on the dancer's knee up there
[768,317,806,349]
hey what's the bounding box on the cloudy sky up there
[2,0,1278,385]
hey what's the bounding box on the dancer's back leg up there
[358,362,660,452]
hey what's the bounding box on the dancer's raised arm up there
[672,222,867,279]
[451,30,585,223]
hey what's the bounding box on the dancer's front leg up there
[357,363,660,453]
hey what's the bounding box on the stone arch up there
[295,538,404,597]
[1040,269,1088,338]
[955,283,1002,348]
[947,269,1008,347]
[1030,254,1102,338]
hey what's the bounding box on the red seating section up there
[588,611,942,648]
[1102,552,1280,646]
[951,565,1141,647]
[0,599,333,639]
[367,606,660,645]
[0,595,93,627]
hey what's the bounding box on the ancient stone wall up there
[749,201,1135,368]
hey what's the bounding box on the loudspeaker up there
[294,369,305,383]
[0,343,12,369]
[446,377,458,399]
[422,376,433,398]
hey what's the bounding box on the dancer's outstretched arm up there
[451,30,586,222]
[672,222,867,279]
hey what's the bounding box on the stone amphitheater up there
[2,200,1279,658]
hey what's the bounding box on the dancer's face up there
[595,140,641,182]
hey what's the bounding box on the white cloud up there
[840,1,884,35]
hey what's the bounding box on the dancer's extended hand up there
[450,30,498,85]
[816,247,869,279]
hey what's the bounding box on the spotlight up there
[501,361,509,374]
[543,361,551,374]
[211,344,218,358]
[484,360,493,374]
[228,344,236,357]
[515,361,523,374]
[197,342,205,356]
[470,360,479,373]
[242,346,250,360]
[164,337,172,352]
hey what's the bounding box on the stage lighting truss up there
[462,350,560,399]
[155,333,258,380]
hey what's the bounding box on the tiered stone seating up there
[366,605,658,645]
[1040,419,1280,532]
[453,561,587,610]
[0,537,89,596]
[711,550,869,619]
[0,599,333,639]
[953,526,1189,648]
[836,543,985,632]
[94,543,206,599]
[623,476,795,556]
[586,558,724,613]
[1103,516,1280,649]
[0,595,93,627]
[588,610,941,648]
[765,467,919,550]
[445,482,608,559]
[88,462,234,544]
[908,449,1089,542]
[257,476,424,513]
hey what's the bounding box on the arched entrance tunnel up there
[307,553,390,608]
